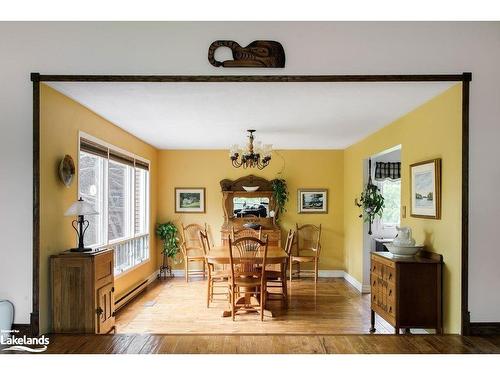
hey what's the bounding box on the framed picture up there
[410,158,441,219]
[298,189,328,214]
[175,188,206,213]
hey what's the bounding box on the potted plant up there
[156,222,180,278]
[271,178,289,223]
[356,181,385,235]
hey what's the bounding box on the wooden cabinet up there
[51,248,115,334]
[221,228,282,247]
[219,175,282,247]
[370,251,443,334]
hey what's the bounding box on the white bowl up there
[242,186,259,192]
[385,244,423,258]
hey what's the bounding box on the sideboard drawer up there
[387,297,396,317]
[262,230,281,246]
[387,283,396,302]
[371,261,383,277]
[383,265,395,283]
[371,274,378,291]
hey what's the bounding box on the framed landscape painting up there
[175,188,206,213]
[410,158,441,219]
[298,189,328,214]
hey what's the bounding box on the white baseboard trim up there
[171,269,347,280]
[343,272,371,294]
[318,270,345,278]
[171,269,345,278]
[115,270,159,310]
[169,269,369,294]
[172,270,186,277]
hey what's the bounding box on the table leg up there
[222,285,274,318]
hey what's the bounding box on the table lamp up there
[64,197,99,252]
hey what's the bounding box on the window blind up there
[109,149,135,167]
[135,159,150,171]
[80,137,149,170]
[80,138,108,158]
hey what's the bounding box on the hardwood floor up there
[18,333,500,354]
[115,277,396,334]
[2,277,499,354]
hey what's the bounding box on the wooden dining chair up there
[199,230,230,308]
[180,223,208,282]
[231,226,262,240]
[264,229,295,302]
[289,224,322,284]
[228,235,269,321]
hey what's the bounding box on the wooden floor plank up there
[3,334,500,354]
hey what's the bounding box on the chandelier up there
[229,130,272,169]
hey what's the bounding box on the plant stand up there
[158,253,174,279]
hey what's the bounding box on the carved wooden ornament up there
[208,40,285,68]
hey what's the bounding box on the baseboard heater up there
[114,279,149,312]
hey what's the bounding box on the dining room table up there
[205,245,289,318]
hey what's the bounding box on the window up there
[78,151,106,248]
[78,134,150,276]
[108,160,133,242]
[134,168,149,235]
[379,179,401,227]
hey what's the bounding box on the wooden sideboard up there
[51,248,115,334]
[221,227,282,247]
[220,175,282,247]
[370,251,443,334]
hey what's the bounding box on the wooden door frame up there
[30,72,472,336]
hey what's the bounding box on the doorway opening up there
[361,145,402,293]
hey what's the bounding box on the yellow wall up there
[157,150,345,271]
[343,84,462,333]
[39,84,159,333]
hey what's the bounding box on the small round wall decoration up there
[59,154,75,187]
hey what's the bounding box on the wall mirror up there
[233,196,270,218]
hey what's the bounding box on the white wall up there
[0,22,499,324]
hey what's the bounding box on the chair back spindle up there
[295,224,321,256]
[284,229,295,257]
[228,235,268,280]
[198,230,211,277]
[181,223,207,257]
[231,226,262,241]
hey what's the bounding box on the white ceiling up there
[48,81,453,150]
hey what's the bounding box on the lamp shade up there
[64,198,99,216]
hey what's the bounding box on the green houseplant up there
[356,182,385,235]
[272,178,289,222]
[156,222,180,277]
